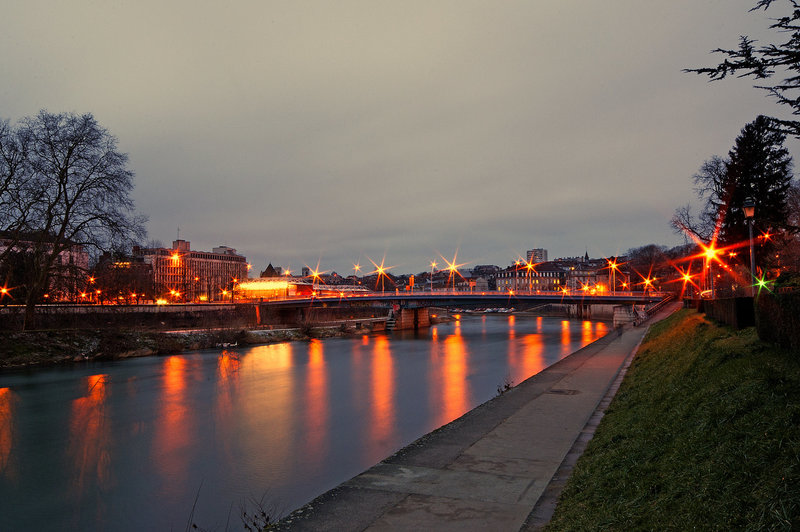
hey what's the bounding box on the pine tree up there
[692,116,794,268]
[723,116,792,243]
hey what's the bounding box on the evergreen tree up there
[718,116,793,252]
[673,116,795,269]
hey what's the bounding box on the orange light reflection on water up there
[68,374,111,493]
[369,336,396,454]
[582,320,593,345]
[305,339,329,464]
[432,324,470,428]
[520,333,546,379]
[561,320,571,355]
[154,357,190,489]
[238,342,296,476]
[214,351,241,464]
[0,387,15,478]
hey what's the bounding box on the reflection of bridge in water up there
[259,291,671,330]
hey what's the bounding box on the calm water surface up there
[0,315,607,531]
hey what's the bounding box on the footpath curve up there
[275,303,682,531]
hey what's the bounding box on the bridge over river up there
[258,291,671,329]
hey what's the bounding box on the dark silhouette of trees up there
[94,252,154,304]
[0,119,38,264]
[672,116,795,270]
[0,111,146,329]
[686,0,800,137]
[777,180,800,272]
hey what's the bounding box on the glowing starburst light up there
[367,255,395,293]
[304,260,327,287]
[439,251,467,292]
[754,274,774,296]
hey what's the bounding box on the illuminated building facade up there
[494,257,611,293]
[133,240,248,301]
[495,262,566,292]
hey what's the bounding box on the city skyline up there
[3,1,798,274]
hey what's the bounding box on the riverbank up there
[0,324,359,370]
[545,309,800,530]
[271,306,665,530]
[0,311,456,370]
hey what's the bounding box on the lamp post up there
[702,244,717,298]
[525,260,534,294]
[608,259,617,295]
[430,261,437,292]
[743,197,756,296]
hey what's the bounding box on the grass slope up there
[547,309,800,531]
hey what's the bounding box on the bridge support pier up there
[568,303,591,319]
[393,307,430,330]
[612,305,637,328]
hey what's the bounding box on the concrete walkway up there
[275,304,681,531]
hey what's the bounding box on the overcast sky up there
[3,1,797,275]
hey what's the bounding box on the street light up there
[447,262,458,292]
[430,261,437,292]
[702,243,718,298]
[375,264,386,293]
[608,259,618,295]
[743,197,756,296]
[525,260,535,294]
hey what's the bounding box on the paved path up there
[275,304,681,531]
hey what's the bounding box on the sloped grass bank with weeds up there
[547,309,800,530]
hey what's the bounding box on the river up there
[0,314,607,531]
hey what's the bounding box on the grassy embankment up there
[547,309,799,530]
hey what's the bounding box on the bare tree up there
[2,111,146,329]
[0,119,40,264]
[671,156,730,242]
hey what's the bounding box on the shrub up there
[755,291,800,353]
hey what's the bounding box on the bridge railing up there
[253,289,670,303]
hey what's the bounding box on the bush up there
[755,291,800,353]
